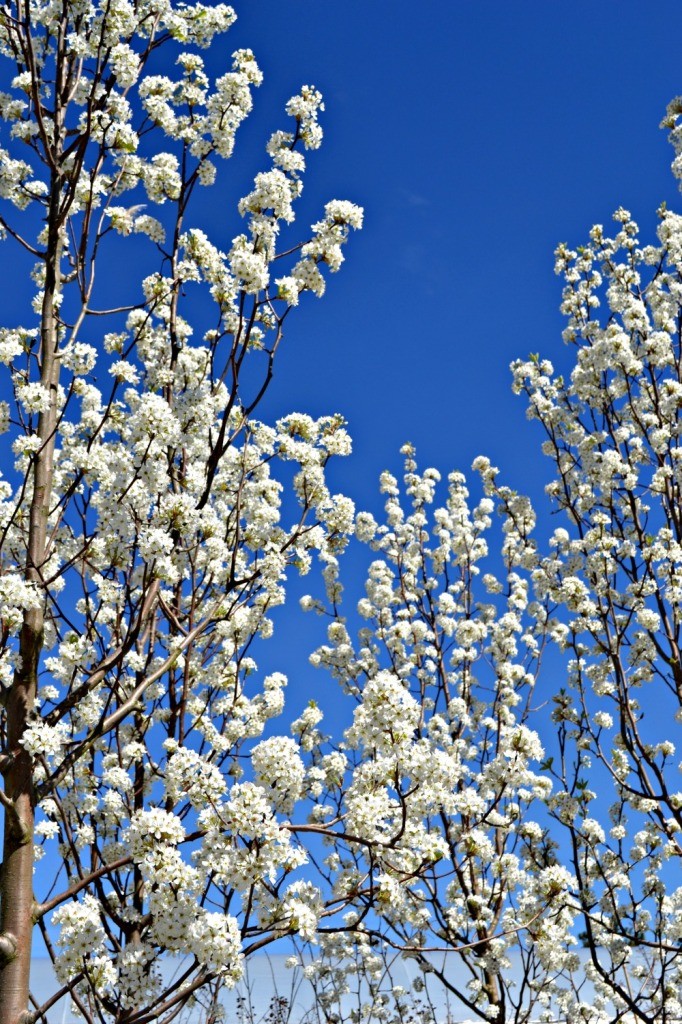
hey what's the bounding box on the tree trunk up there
[0,212,63,1023]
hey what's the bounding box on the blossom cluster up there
[510,133,682,1016]
[0,0,362,1017]
[299,446,574,1021]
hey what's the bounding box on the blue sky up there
[169,0,682,731]
[2,4,681,720]
[4,0,682,976]
[4,3,682,514]
[213,0,682,508]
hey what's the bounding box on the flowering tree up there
[290,101,682,1024]
[508,101,682,1022]
[6,0,682,1017]
[294,446,582,1024]
[0,0,365,1019]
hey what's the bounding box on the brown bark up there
[0,629,39,1024]
[0,213,63,1023]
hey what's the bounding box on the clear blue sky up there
[5,0,682,972]
[214,0,682,506]
[4,2,682,512]
[205,0,682,706]
[4,2,682,719]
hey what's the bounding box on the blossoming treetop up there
[0,0,364,1019]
